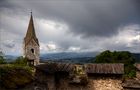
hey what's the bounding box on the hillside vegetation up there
[94,50,136,78]
[0,56,34,89]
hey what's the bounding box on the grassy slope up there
[0,64,34,89]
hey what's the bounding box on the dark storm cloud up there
[0,0,18,10]
[0,0,9,8]
[1,0,140,38]
[0,0,140,54]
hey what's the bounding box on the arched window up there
[31,48,34,53]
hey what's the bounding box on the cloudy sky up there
[0,0,140,55]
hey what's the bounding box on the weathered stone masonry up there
[35,63,124,90]
[23,13,40,66]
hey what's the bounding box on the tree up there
[95,50,135,63]
[94,50,136,78]
[12,56,28,66]
[0,51,6,64]
[0,56,6,64]
[95,50,113,63]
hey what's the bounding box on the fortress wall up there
[36,70,123,90]
[35,64,124,90]
[54,77,123,90]
[136,71,140,80]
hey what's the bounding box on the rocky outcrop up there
[0,66,34,89]
[34,68,124,90]
[88,78,123,90]
[135,64,140,80]
[52,77,123,90]
[123,79,140,90]
[34,63,124,90]
[2,64,140,90]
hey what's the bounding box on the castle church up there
[23,12,40,66]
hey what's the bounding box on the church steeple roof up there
[24,12,39,46]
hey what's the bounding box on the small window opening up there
[31,48,34,53]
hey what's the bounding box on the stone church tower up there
[23,12,40,66]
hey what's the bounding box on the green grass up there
[0,64,34,89]
[0,64,34,77]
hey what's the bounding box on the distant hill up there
[4,55,18,62]
[40,52,140,63]
[3,52,140,63]
[40,52,98,60]
[40,52,98,63]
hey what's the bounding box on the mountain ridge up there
[4,52,140,63]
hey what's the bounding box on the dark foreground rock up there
[0,66,34,89]
[0,64,140,90]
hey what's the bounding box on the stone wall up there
[35,70,123,90]
[136,71,140,80]
[24,39,40,65]
[35,70,56,90]
[54,77,123,90]
[88,78,123,90]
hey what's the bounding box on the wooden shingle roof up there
[24,13,39,46]
[36,63,74,74]
[86,63,124,74]
[36,63,124,74]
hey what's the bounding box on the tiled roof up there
[36,63,124,74]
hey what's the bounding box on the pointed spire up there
[31,9,32,15]
[24,12,39,46]
[25,11,36,37]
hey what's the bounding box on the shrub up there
[12,56,28,66]
[94,50,136,78]
[0,56,6,64]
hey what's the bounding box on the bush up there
[0,65,34,89]
[12,56,28,66]
[0,56,6,64]
[94,50,136,78]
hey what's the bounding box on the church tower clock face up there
[23,12,40,66]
